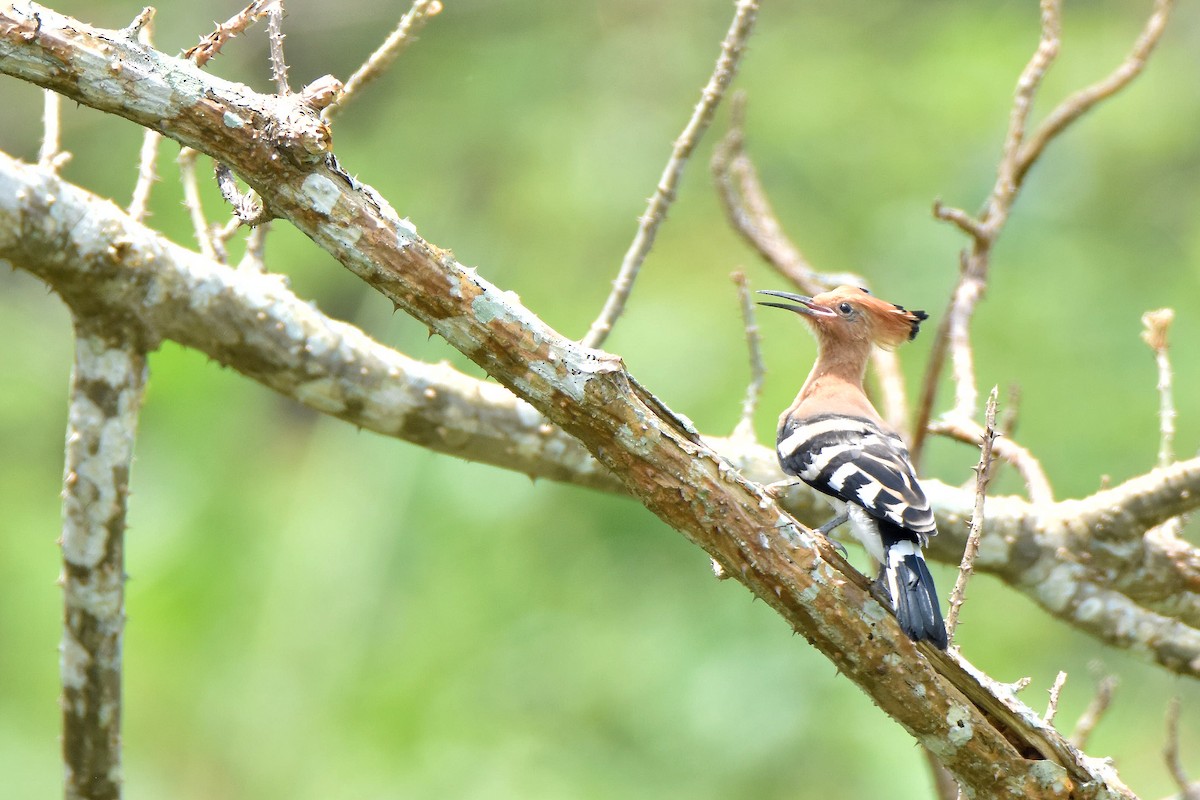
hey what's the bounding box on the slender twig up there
[1043,670,1069,726]
[1070,674,1118,749]
[914,0,1171,463]
[37,89,69,171]
[177,147,220,262]
[127,12,159,222]
[928,414,1052,504]
[238,222,270,273]
[215,161,267,225]
[925,0,1063,446]
[323,0,444,121]
[581,0,760,349]
[731,270,765,441]
[711,93,863,294]
[265,0,289,93]
[710,93,908,431]
[990,0,1062,227]
[1142,308,1176,468]
[945,388,999,641]
[61,322,148,800]
[1015,0,1176,186]
[997,384,1021,438]
[1164,697,1200,800]
[128,130,160,222]
[121,6,154,37]
[183,0,273,67]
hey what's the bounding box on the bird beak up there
[756,289,835,317]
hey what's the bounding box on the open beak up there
[756,289,835,317]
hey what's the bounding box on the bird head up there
[757,285,927,349]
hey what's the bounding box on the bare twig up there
[215,161,267,226]
[1043,670,1069,726]
[238,222,270,273]
[711,93,863,294]
[183,0,273,67]
[1142,308,1177,468]
[731,270,765,441]
[128,129,160,222]
[127,11,159,222]
[945,387,999,641]
[928,414,1053,504]
[581,0,759,349]
[710,94,908,431]
[265,0,289,93]
[323,0,444,121]
[1070,674,1118,749]
[1165,697,1200,800]
[1015,0,1176,186]
[913,0,1171,463]
[121,6,153,37]
[177,147,220,262]
[37,88,69,171]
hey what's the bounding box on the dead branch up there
[323,0,443,121]
[183,0,274,67]
[945,388,999,641]
[912,0,1174,461]
[581,0,759,349]
[730,270,765,441]
[1071,674,1118,749]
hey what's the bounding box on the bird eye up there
[837,302,854,315]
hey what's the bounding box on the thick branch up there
[60,321,147,800]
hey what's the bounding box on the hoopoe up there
[758,285,948,649]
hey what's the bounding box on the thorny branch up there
[581,0,759,349]
[944,387,999,641]
[183,0,276,67]
[730,270,765,441]
[1044,671,1069,727]
[1143,309,1177,469]
[323,0,444,121]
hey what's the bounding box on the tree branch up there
[581,0,758,348]
[912,0,1174,462]
[60,322,147,800]
[3,145,1199,680]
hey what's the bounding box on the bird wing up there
[777,414,937,536]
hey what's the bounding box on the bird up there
[757,285,948,649]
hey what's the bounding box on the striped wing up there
[777,413,936,536]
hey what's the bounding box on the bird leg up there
[813,512,849,557]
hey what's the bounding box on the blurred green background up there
[2,0,1199,797]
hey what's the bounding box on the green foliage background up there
[2,1,1199,797]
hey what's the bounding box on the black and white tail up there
[882,534,947,649]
